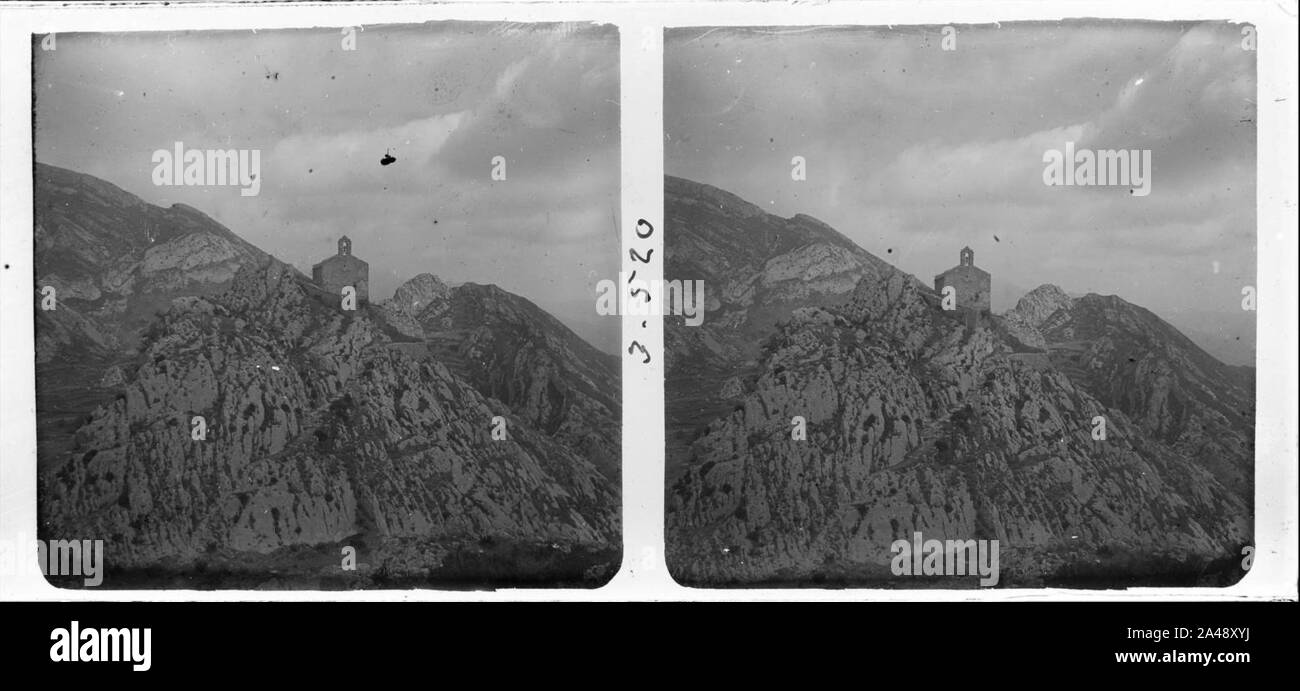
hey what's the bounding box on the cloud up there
[262,111,468,195]
[877,123,1087,203]
[665,21,1255,326]
[35,22,621,353]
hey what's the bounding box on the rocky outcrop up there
[1038,294,1254,497]
[35,162,269,359]
[40,262,620,581]
[663,176,910,362]
[999,283,1074,349]
[390,273,453,313]
[665,176,919,473]
[665,178,1253,587]
[35,165,621,587]
[34,163,272,465]
[374,273,453,339]
[372,276,621,480]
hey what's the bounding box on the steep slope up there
[374,274,621,480]
[664,175,906,360]
[1038,293,1254,497]
[664,180,1253,587]
[668,272,1250,586]
[35,166,620,588]
[35,162,271,464]
[40,261,620,587]
[35,162,269,358]
[998,284,1253,497]
[665,175,916,476]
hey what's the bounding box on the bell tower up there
[313,235,369,304]
[933,245,991,320]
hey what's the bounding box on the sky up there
[666,21,1257,363]
[34,23,621,354]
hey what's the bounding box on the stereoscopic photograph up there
[33,22,622,588]
[664,21,1256,587]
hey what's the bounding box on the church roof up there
[935,263,990,279]
[312,253,368,270]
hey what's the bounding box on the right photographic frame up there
[663,21,1257,588]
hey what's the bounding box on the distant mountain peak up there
[389,272,451,311]
[664,178,1252,586]
[1006,283,1074,328]
[1022,282,1069,299]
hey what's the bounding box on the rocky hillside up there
[664,175,906,361]
[374,274,621,480]
[35,163,271,467]
[665,175,915,476]
[665,177,1253,587]
[1037,292,1254,498]
[36,165,620,588]
[998,282,1253,497]
[999,284,1075,349]
[35,162,269,362]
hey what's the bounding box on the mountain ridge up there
[35,163,621,587]
[664,175,1253,587]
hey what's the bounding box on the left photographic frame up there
[32,22,623,589]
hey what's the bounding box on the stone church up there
[312,235,369,303]
[934,246,990,321]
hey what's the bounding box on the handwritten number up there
[628,341,651,364]
[628,219,654,363]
